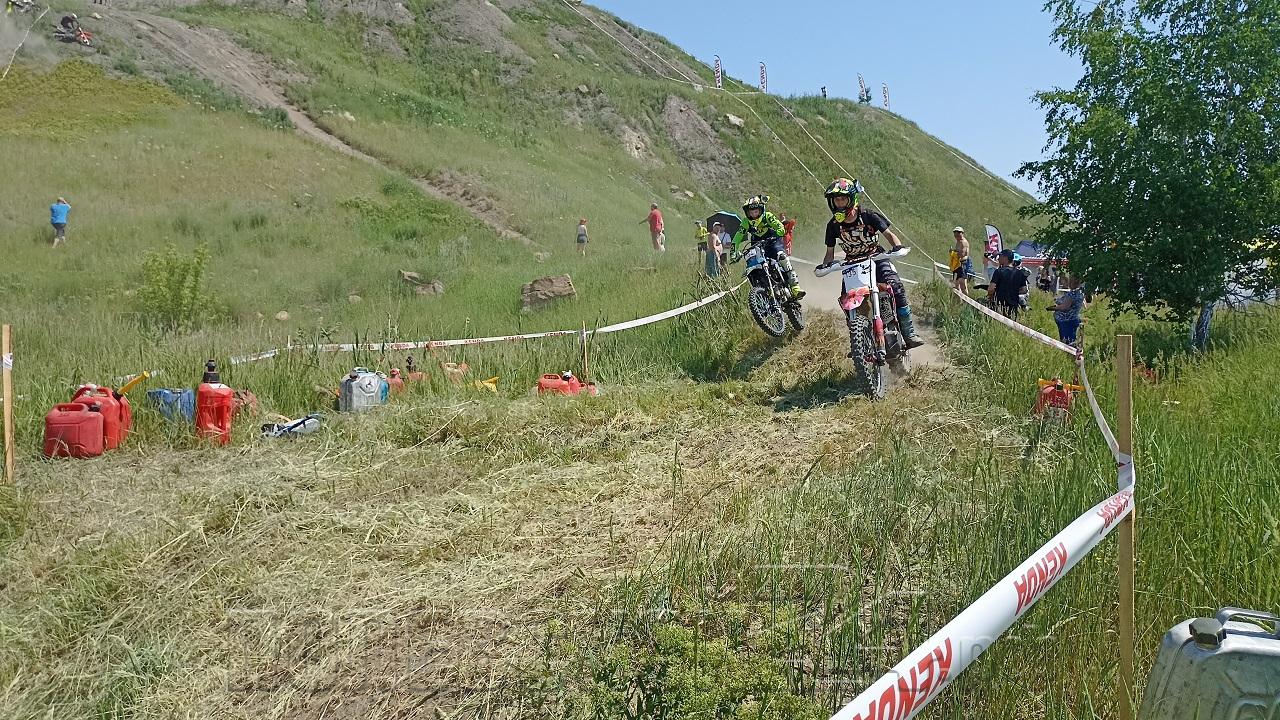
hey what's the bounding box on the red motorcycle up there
[53,25,94,47]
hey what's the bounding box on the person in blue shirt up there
[1047,275,1086,346]
[50,197,71,246]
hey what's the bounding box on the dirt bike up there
[815,247,912,399]
[53,25,93,46]
[5,0,36,14]
[735,239,805,337]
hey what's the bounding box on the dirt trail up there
[119,11,532,245]
[795,255,949,372]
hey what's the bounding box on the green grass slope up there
[6,4,1268,720]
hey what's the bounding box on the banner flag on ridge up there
[759,62,767,92]
[984,224,1004,256]
[882,83,890,110]
[714,55,722,89]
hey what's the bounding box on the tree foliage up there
[1019,0,1280,328]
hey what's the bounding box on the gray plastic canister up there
[1139,607,1280,719]
[338,368,387,412]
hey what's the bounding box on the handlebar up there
[813,247,911,276]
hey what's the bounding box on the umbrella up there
[706,211,741,238]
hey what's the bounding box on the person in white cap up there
[949,226,973,293]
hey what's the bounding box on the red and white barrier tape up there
[832,468,1135,720]
[1075,353,1124,464]
[948,286,1080,357]
[229,282,746,366]
[830,269,1136,719]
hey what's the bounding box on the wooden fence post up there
[1117,334,1136,720]
[2,324,15,485]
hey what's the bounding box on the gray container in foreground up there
[1139,607,1280,719]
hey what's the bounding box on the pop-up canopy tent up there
[1011,240,1068,269]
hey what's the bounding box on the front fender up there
[839,287,871,311]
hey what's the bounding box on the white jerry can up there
[339,368,388,412]
[1139,607,1280,720]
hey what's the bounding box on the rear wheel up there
[847,313,885,399]
[749,287,787,337]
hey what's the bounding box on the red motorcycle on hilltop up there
[53,23,94,47]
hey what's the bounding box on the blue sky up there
[589,0,1084,196]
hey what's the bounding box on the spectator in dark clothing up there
[988,249,1028,319]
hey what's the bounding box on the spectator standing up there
[1048,276,1086,346]
[576,218,589,257]
[50,196,71,247]
[988,249,1028,319]
[639,202,665,252]
[780,213,796,256]
[713,222,731,269]
[1012,254,1032,311]
[694,220,709,253]
[704,227,721,278]
[983,232,1001,281]
[949,226,973,293]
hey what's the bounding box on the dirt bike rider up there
[730,194,806,300]
[59,13,79,32]
[819,178,925,349]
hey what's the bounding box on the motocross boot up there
[779,256,806,300]
[897,306,926,349]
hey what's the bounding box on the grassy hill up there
[1,2,1273,719]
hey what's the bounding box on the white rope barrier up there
[229,282,747,365]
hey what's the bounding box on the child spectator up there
[576,218,589,256]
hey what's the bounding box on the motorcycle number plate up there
[745,252,765,270]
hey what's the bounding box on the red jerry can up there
[196,361,234,445]
[43,403,106,458]
[72,386,125,450]
[404,356,426,383]
[387,369,407,394]
[537,373,571,395]
[118,395,133,441]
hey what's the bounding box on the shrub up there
[136,243,219,332]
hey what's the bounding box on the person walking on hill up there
[1047,275,1086,346]
[949,226,973,294]
[988,249,1028,319]
[576,218,589,257]
[639,202,665,252]
[780,213,796,256]
[50,196,71,247]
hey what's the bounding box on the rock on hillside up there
[662,96,743,191]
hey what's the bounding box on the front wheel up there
[847,313,886,399]
[784,302,805,332]
[748,287,787,338]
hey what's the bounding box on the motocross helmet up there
[742,195,768,220]
[825,177,863,221]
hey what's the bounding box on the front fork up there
[867,265,888,364]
